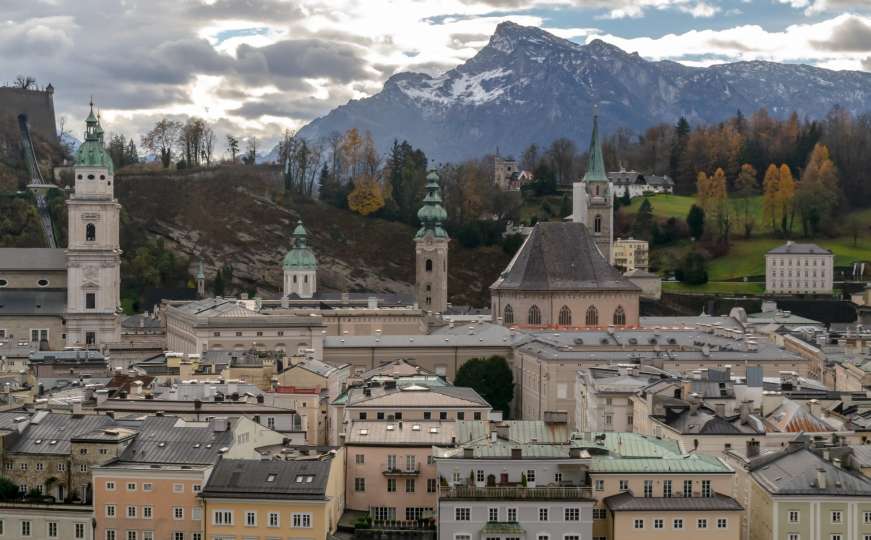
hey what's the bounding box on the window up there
[76,523,86,538]
[654,519,664,529]
[865,511,871,523]
[683,480,692,497]
[191,508,201,521]
[106,505,117,518]
[455,508,471,521]
[170,534,180,540]
[489,508,499,522]
[356,454,365,464]
[619,480,629,491]
[106,531,116,540]
[213,510,233,525]
[359,412,367,420]
[387,479,396,492]
[789,510,800,523]
[37,279,49,287]
[701,480,712,497]
[106,481,116,491]
[503,305,514,324]
[173,483,183,493]
[565,508,580,521]
[717,518,728,529]
[48,522,58,538]
[292,513,312,528]
[86,293,96,309]
[143,506,153,519]
[697,518,707,529]
[832,536,842,540]
[192,484,201,493]
[832,511,842,524]
[127,532,136,540]
[594,214,602,233]
[788,535,799,540]
[425,259,433,272]
[539,508,549,521]
[86,223,96,242]
[86,331,96,345]
[423,411,431,420]
[173,507,184,520]
[268,512,279,527]
[554,473,563,483]
[457,412,465,420]
[594,479,604,491]
[663,479,672,497]
[427,478,437,492]
[127,506,137,518]
[80,464,88,472]
[643,480,653,498]
[507,508,517,522]
[527,469,536,483]
[604,414,612,426]
[142,483,152,492]
[613,306,626,325]
[634,519,644,529]
[21,521,31,537]
[528,305,541,325]
[30,329,48,343]
[406,479,415,493]
[246,511,256,526]
[673,518,684,529]
[585,306,598,326]
[593,508,607,520]
[440,411,448,420]
[144,533,154,540]
[558,306,572,325]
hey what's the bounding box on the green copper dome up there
[283,220,317,269]
[75,102,115,175]
[582,109,607,183]
[415,171,449,239]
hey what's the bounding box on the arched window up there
[503,304,514,324]
[528,305,541,325]
[613,305,626,325]
[585,306,599,326]
[595,184,600,196]
[425,259,433,272]
[303,275,308,283]
[558,305,572,326]
[594,214,602,233]
[293,275,297,283]
[85,223,96,242]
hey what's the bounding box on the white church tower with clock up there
[64,103,121,347]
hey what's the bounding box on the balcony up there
[440,485,593,500]
[382,463,421,476]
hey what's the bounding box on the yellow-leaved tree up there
[795,144,840,236]
[347,175,385,216]
[777,164,795,235]
[762,164,780,232]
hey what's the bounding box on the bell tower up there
[573,109,613,260]
[65,102,122,347]
[283,220,317,299]
[415,172,449,314]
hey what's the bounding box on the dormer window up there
[87,174,95,180]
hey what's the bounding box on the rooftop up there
[345,420,476,446]
[767,242,833,255]
[113,416,239,465]
[0,248,65,270]
[201,458,330,500]
[604,492,742,511]
[750,447,871,496]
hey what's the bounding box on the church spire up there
[415,171,449,239]
[582,106,608,183]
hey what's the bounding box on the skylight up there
[266,473,276,482]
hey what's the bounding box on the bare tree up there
[226,135,239,162]
[201,124,215,166]
[242,137,257,165]
[141,118,182,168]
[14,75,36,89]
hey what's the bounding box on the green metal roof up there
[590,454,732,474]
[582,111,607,183]
[283,220,317,269]
[75,103,114,174]
[415,171,449,239]
[572,432,682,458]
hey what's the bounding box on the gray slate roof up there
[201,459,329,500]
[7,412,118,455]
[767,242,832,255]
[604,492,743,511]
[0,248,66,270]
[491,222,639,292]
[0,289,66,316]
[750,448,871,496]
[115,416,236,465]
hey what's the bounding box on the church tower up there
[572,110,614,261]
[196,260,206,298]
[65,103,121,347]
[415,172,449,314]
[283,220,317,299]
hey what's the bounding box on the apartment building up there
[575,365,673,432]
[200,456,345,540]
[765,242,834,295]
[612,238,649,272]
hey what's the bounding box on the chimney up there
[494,423,509,440]
[740,400,752,425]
[490,431,497,443]
[808,399,820,418]
[211,417,229,432]
[816,468,827,489]
[569,447,582,459]
[715,403,726,417]
[367,296,378,309]
[689,393,701,416]
[511,447,522,459]
[746,438,760,458]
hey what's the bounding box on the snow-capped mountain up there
[298,21,871,163]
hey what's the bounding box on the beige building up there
[575,365,672,432]
[491,222,640,329]
[612,237,649,271]
[765,242,834,295]
[0,502,94,539]
[0,249,67,350]
[493,156,519,190]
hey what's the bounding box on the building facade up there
[65,104,121,347]
[612,238,649,272]
[765,242,834,295]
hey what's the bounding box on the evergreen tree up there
[453,356,514,417]
[632,198,654,240]
[734,163,757,239]
[676,251,708,285]
[212,268,225,297]
[686,204,705,240]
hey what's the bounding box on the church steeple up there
[283,220,317,299]
[583,108,607,183]
[415,172,449,239]
[415,171,450,314]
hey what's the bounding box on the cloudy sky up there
[3,0,871,151]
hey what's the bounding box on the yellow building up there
[612,237,649,271]
[201,452,345,540]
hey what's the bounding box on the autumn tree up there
[795,144,840,236]
[777,164,795,236]
[762,164,780,232]
[733,163,757,239]
[347,175,385,216]
[141,118,182,168]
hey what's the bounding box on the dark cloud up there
[186,0,304,21]
[236,38,371,84]
[707,38,753,52]
[812,17,871,52]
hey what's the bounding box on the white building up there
[608,167,674,198]
[574,365,672,432]
[765,241,834,295]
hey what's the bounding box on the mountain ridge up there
[298,21,871,163]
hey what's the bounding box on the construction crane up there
[17,113,58,248]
